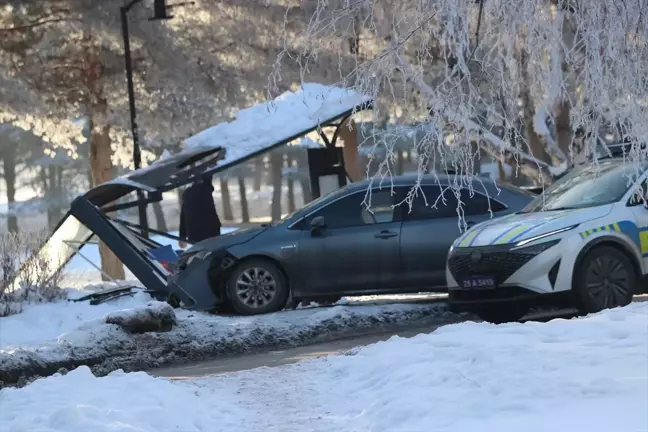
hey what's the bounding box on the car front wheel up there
[226,259,289,315]
[573,246,636,314]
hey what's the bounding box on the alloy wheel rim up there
[585,255,630,309]
[235,267,277,308]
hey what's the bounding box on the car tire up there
[475,305,528,324]
[226,259,289,315]
[573,246,636,314]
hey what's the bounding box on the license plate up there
[460,276,496,289]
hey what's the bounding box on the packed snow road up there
[1,303,646,432]
[151,309,580,379]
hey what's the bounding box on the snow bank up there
[313,303,648,432]
[104,301,176,334]
[0,288,151,349]
[2,303,645,432]
[0,367,247,432]
[0,292,452,386]
[183,83,371,165]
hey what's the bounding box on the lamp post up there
[120,0,172,237]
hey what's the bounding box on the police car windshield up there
[521,160,646,213]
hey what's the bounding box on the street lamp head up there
[149,0,173,20]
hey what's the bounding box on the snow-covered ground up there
[2,303,646,432]
[0,288,451,384]
[0,289,446,351]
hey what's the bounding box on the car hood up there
[454,204,614,248]
[185,226,267,253]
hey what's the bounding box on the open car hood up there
[185,226,267,254]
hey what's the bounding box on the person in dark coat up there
[178,176,222,248]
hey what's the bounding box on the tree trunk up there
[519,51,552,166]
[253,157,263,192]
[270,151,283,221]
[219,177,234,220]
[554,99,572,163]
[86,168,94,191]
[296,153,312,204]
[287,156,296,214]
[339,118,361,181]
[152,201,168,232]
[237,176,249,223]
[497,160,507,181]
[86,56,124,281]
[2,145,18,234]
[45,165,65,229]
[396,150,404,175]
[175,186,184,232]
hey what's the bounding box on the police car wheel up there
[574,246,636,314]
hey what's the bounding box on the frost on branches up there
[280,0,648,189]
[0,0,330,166]
[0,0,321,277]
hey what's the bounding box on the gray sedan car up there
[167,175,534,315]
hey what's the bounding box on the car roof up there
[345,173,501,192]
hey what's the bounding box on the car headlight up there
[178,250,212,269]
[512,239,560,255]
[513,224,579,248]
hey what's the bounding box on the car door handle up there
[374,230,398,239]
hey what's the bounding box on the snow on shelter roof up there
[80,83,371,209]
[182,83,373,165]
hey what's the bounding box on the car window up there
[459,189,506,215]
[404,186,503,220]
[310,190,395,229]
[404,186,457,220]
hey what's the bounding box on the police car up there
[446,156,648,322]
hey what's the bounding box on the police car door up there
[626,173,648,274]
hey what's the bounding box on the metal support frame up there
[307,146,347,199]
[120,0,176,237]
[102,194,162,213]
[314,113,354,184]
[120,0,149,237]
[113,218,184,242]
[70,196,168,293]
[63,239,117,283]
[316,113,352,149]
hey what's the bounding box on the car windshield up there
[279,184,354,223]
[521,160,647,213]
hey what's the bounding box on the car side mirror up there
[310,215,326,234]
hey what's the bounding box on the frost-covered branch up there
[278,0,648,185]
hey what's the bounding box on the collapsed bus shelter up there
[9,84,373,308]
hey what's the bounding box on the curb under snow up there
[0,300,458,387]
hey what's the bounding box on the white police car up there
[446,157,648,322]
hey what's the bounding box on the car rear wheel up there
[226,259,289,315]
[573,246,636,314]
